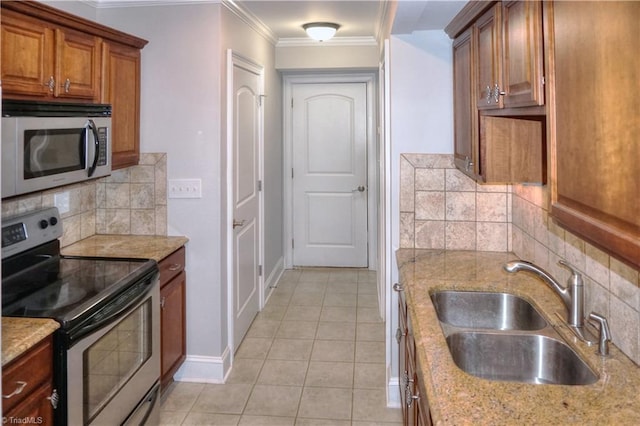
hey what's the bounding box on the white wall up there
[98,3,226,370]
[386,30,453,403]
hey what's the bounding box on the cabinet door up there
[3,383,55,425]
[161,270,187,390]
[0,10,55,98]
[397,288,409,424]
[476,4,503,109]
[502,0,544,107]
[551,1,640,268]
[453,27,479,179]
[102,42,141,169]
[56,28,101,100]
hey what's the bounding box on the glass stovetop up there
[2,255,155,325]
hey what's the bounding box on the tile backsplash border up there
[1,153,168,247]
[399,153,640,365]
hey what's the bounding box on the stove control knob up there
[49,217,58,226]
[39,219,49,229]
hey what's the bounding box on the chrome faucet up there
[504,259,593,344]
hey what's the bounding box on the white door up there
[231,55,262,352]
[291,82,368,267]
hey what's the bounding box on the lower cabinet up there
[395,283,431,426]
[159,247,187,391]
[2,336,56,424]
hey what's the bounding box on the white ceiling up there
[235,0,467,42]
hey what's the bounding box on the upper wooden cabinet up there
[448,0,546,184]
[1,9,101,101]
[102,42,142,169]
[1,1,147,170]
[475,1,544,110]
[548,1,640,269]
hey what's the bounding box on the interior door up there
[291,82,368,267]
[232,56,261,352]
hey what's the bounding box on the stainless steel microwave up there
[2,100,112,198]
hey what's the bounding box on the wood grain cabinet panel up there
[1,9,100,101]
[549,1,640,268]
[2,336,55,425]
[101,42,142,169]
[159,247,187,391]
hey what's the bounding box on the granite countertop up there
[61,234,189,261]
[2,317,59,366]
[3,235,188,367]
[396,249,640,425]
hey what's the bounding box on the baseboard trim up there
[173,346,231,384]
[387,377,401,408]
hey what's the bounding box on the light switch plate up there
[168,179,202,198]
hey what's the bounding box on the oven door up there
[66,276,160,425]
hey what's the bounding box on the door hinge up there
[257,180,262,191]
[258,265,262,276]
[291,168,294,179]
[292,239,294,249]
[259,94,266,107]
[291,98,294,108]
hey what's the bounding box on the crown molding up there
[276,36,378,48]
[221,0,278,45]
[81,0,219,7]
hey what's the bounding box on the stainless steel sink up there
[430,291,547,330]
[445,332,599,385]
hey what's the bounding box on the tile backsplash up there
[1,153,167,247]
[400,153,640,365]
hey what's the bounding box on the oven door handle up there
[68,276,155,345]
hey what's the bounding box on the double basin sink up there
[430,290,598,385]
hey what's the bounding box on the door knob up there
[353,186,366,192]
[233,219,245,229]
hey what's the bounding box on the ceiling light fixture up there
[302,22,340,42]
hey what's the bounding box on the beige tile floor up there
[160,268,402,425]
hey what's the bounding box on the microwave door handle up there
[86,119,100,177]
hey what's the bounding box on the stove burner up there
[24,282,87,311]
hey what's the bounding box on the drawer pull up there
[3,381,27,399]
[168,264,182,271]
[47,389,59,409]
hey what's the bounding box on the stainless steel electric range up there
[2,207,161,425]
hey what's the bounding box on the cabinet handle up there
[168,264,182,271]
[405,385,420,408]
[160,296,166,310]
[493,84,506,103]
[395,327,407,344]
[47,389,59,409]
[45,76,55,92]
[3,381,27,399]
[485,85,492,104]
[393,283,403,292]
[63,78,71,93]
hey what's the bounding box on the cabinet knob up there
[493,84,506,103]
[47,389,59,409]
[464,156,474,172]
[160,296,166,309]
[168,264,182,271]
[45,76,55,92]
[393,283,403,292]
[2,381,27,399]
[63,78,71,93]
[485,85,492,104]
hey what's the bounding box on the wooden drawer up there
[2,336,53,413]
[159,247,185,287]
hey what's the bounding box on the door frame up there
[283,73,378,270]
[226,49,265,356]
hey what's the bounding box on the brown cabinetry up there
[395,284,431,426]
[1,1,147,170]
[548,1,640,269]
[159,247,187,391]
[102,42,142,169]
[1,9,101,101]
[2,336,56,424]
[449,0,545,184]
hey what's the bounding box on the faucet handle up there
[588,312,611,356]
[558,260,583,285]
